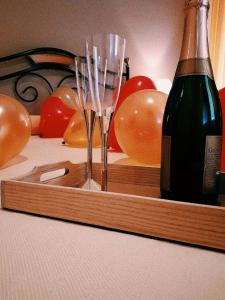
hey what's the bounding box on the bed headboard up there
[0,47,130,114]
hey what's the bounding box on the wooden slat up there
[2,180,225,251]
[92,163,160,187]
[14,161,160,188]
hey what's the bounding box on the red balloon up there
[219,87,225,171]
[39,96,76,138]
[109,76,156,151]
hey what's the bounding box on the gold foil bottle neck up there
[178,0,212,77]
[185,0,209,9]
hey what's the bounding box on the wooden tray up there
[1,161,225,251]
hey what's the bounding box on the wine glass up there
[74,56,100,190]
[86,33,126,191]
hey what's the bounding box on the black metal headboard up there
[0,47,130,113]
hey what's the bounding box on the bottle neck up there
[176,4,214,79]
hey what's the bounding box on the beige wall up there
[0,0,185,81]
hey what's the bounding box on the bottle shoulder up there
[163,75,222,135]
[167,75,220,104]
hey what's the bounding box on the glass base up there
[81,179,101,191]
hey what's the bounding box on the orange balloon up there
[114,89,167,165]
[51,86,78,109]
[0,94,31,167]
[64,110,101,148]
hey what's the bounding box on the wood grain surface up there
[2,162,225,251]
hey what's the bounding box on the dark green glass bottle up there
[160,0,222,204]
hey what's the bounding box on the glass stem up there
[82,109,96,186]
[101,131,108,192]
[98,110,113,191]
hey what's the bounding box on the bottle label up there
[203,136,222,194]
[161,135,222,194]
[175,58,214,79]
[160,136,171,191]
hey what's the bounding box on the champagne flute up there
[74,56,100,190]
[86,33,126,191]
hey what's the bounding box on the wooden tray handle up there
[15,161,87,187]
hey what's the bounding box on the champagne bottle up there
[160,0,222,204]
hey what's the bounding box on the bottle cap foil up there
[185,0,209,9]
